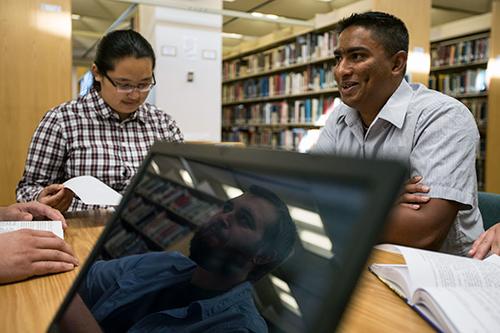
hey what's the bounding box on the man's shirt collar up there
[337,79,413,129]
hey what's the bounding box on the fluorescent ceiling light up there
[278,291,301,315]
[270,275,291,293]
[178,169,193,187]
[266,14,279,20]
[251,12,264,18]
[288,206,323,228]
[71,14,81,20]
[222,32,243,39]
[299,229,333,252]
[150,160,160,174]
[222,184,244,198]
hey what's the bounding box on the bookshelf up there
[221,0,431,150]
[429,31,490,190]
[104,172,223,258]
[221,28,340,150]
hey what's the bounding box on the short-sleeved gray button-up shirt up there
[311,79,484,256]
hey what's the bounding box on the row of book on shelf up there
[222,127,317,151]
[104,174,221,258]
[222,96,336,127]
[223,30,338,80]
[460,97,487,129]
[428,68,487,96]
[430,36,489,68]
[223,63,337,103]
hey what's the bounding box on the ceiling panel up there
[71,0,493,66]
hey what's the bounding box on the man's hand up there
[38,184,74,213]
[0,202,66,228]
[398,176,431,210]
[469,223,500,259]
[0,229,79,284]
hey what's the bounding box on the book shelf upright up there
[429,31,490,190]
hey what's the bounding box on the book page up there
[0,220,63,239]
[414,287,500,333]
[400,246,500,294]
[63,175,122,206]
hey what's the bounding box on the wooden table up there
[338,250,433,333]
[0,211,433,332]
[0,210,109,333]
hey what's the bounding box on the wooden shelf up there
[222,87,339,106]
[431,31,490,47]
[223,123,322,130]
[222,54,336,84]
[430,59,488,73]
[449,91,488,99]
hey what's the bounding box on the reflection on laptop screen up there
[49,143,404,333]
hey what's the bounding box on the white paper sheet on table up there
[63,175,122,206]
[0,220,64,239]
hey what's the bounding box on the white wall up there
[139,1,222,142]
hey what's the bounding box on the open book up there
[0,220,64,239]
[370,244,500,333]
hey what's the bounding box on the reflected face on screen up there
[190,193,279,277]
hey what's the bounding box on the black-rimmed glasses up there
[103,73,156,93]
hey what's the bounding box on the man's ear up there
[391,50,407,76]
[253,249,277,265]
[91,64,102,83]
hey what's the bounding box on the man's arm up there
[0,202,67,227]
[0,229,78,283]
[58,294,103,333]
[384,199,459,250]
[392,98,480,251]
[397,176,430,210]
[80,255,145,308]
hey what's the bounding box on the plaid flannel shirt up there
[16,88,184,211]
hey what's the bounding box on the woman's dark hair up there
[92,29,155,90]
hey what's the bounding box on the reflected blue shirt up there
[80,251,267,333]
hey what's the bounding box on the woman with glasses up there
[16,29,183,212]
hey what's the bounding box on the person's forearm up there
[0,207,7,220]
[382,200,458,250]
[58,294,103,333]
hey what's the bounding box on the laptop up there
[48,142,405,333]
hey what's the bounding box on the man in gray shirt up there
[311,11,483,256]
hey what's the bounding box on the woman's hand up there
[38,184,74,213]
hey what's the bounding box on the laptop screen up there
[49,143,405,333]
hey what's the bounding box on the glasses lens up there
[116,85,153,93]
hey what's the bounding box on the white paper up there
[0,220,63,239]
[63,175,122,206]
[396,245,500,294]
[416,287,500,333]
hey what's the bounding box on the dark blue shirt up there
[80,251,268,333]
